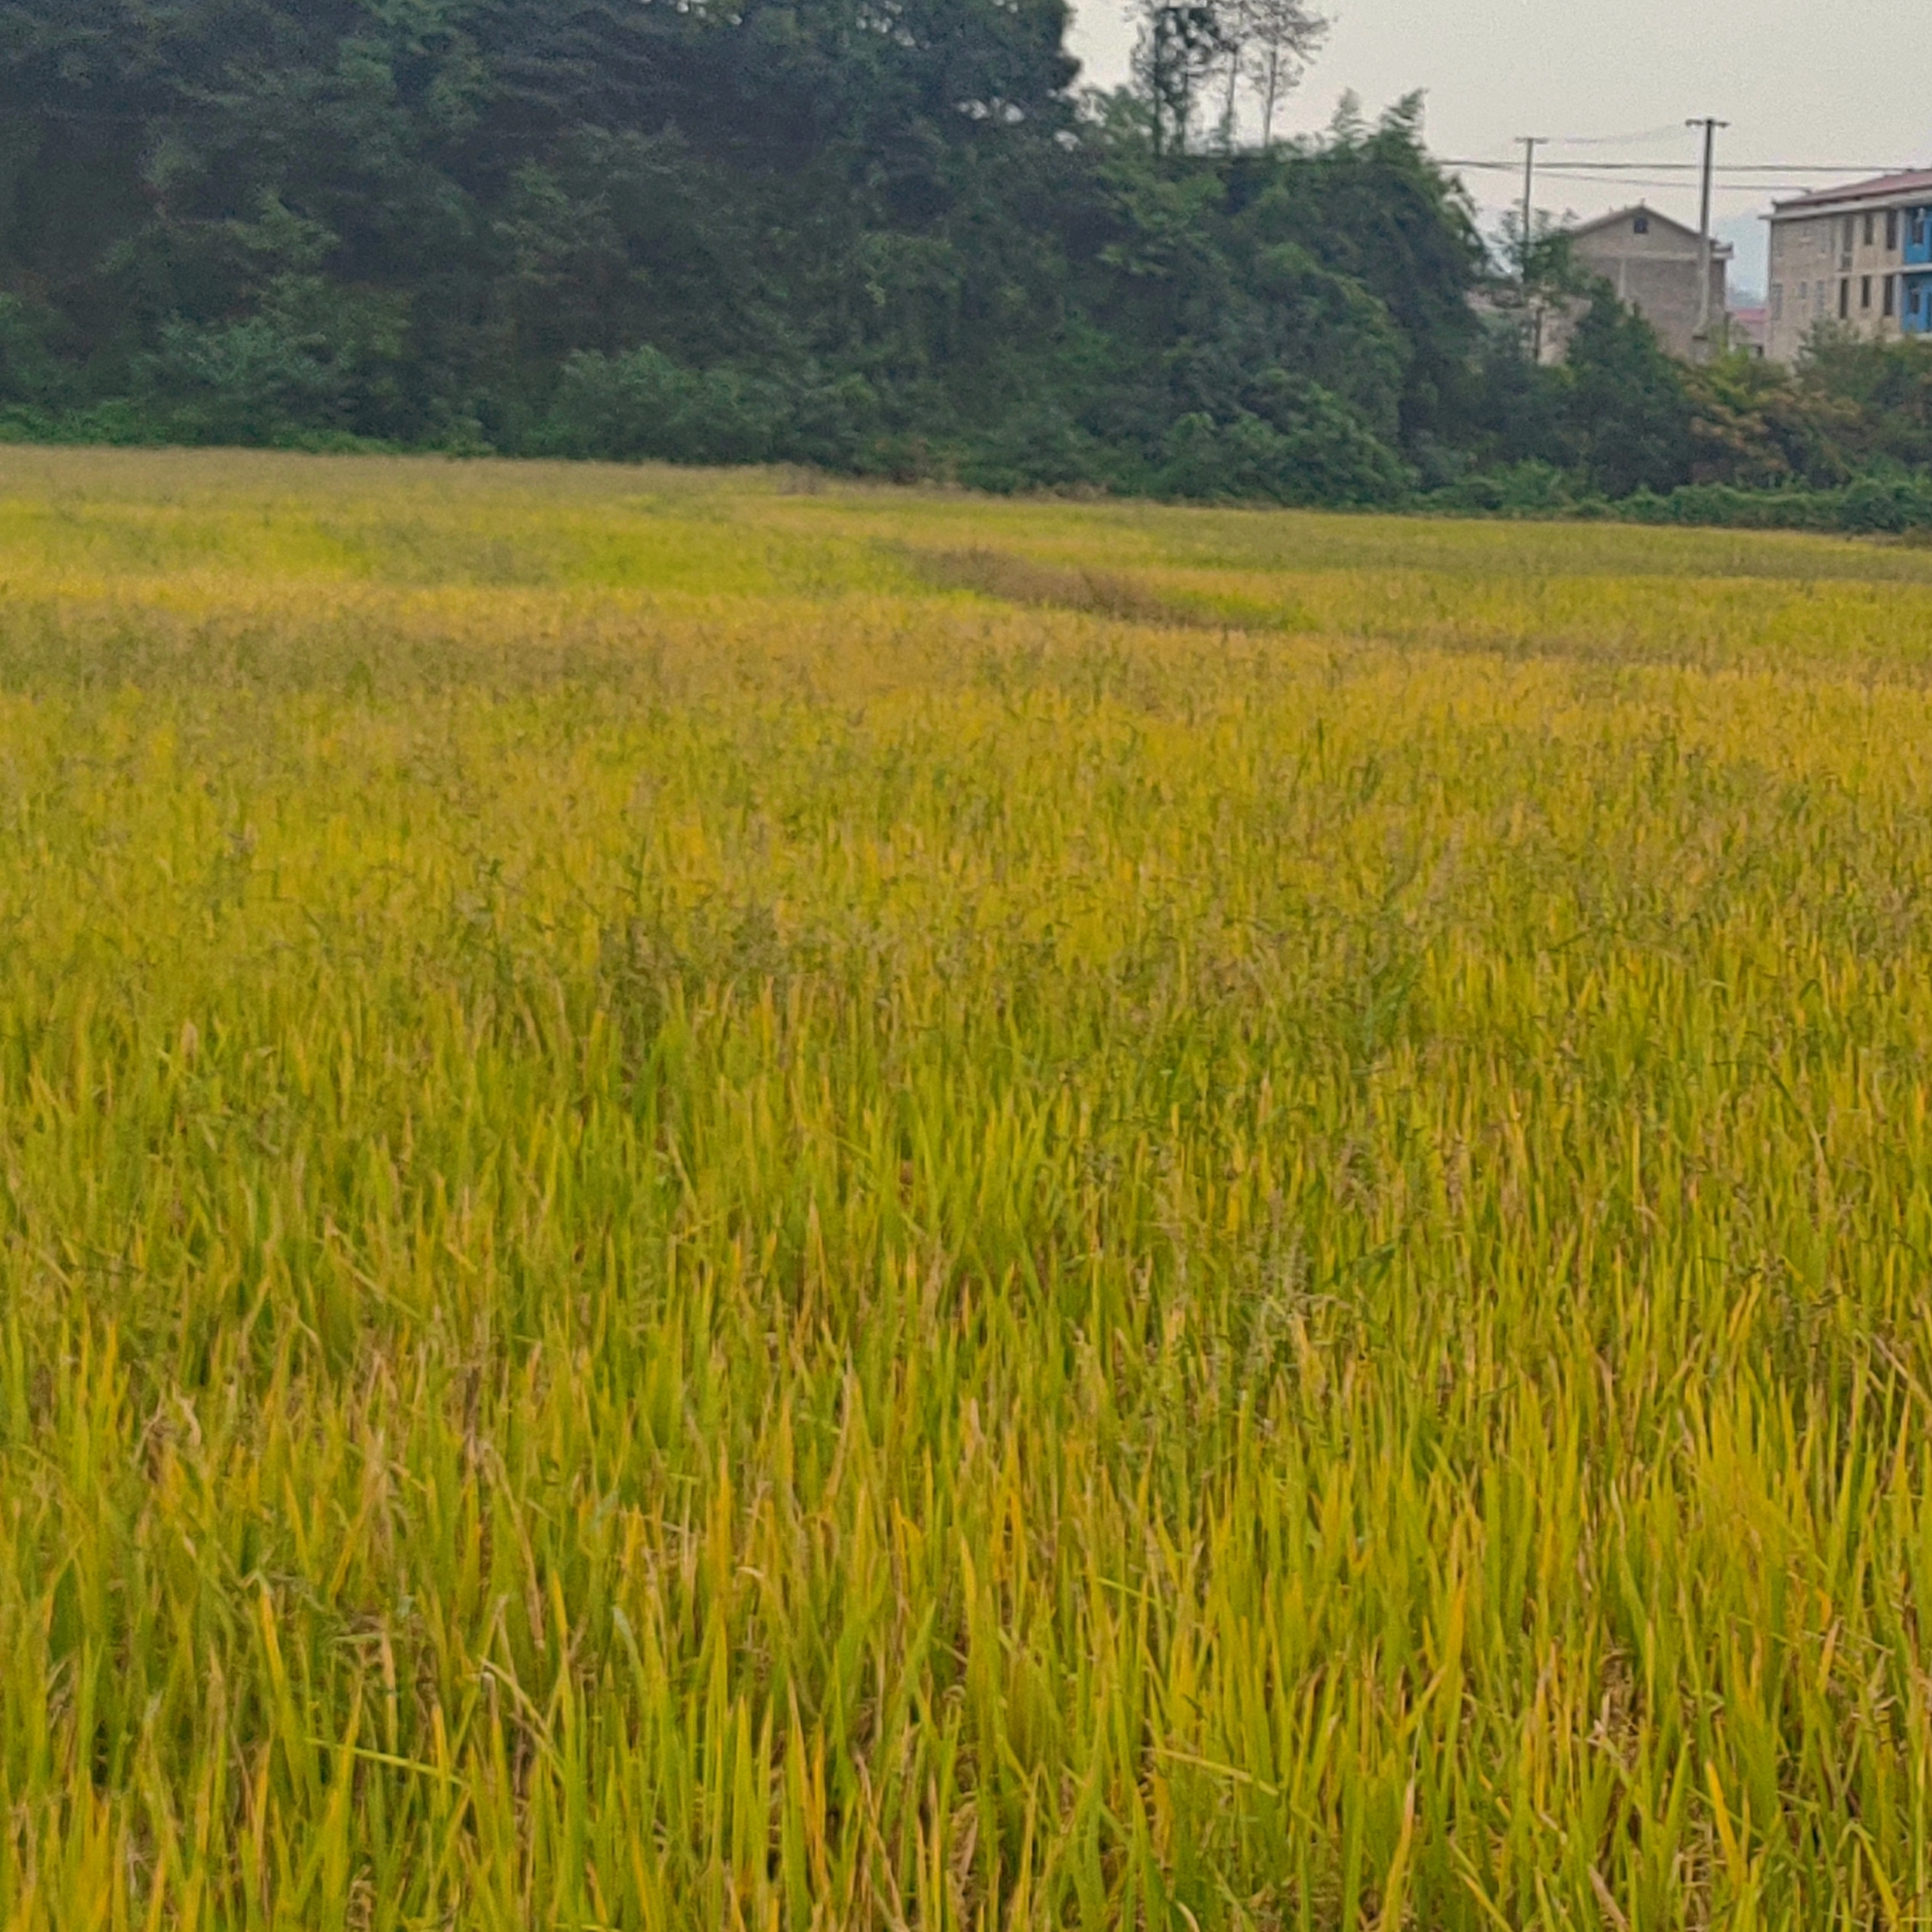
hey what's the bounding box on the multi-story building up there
[1765,170,1932,362]
[1559,205,1731,361]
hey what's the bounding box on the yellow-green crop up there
[6,448,1932,1928]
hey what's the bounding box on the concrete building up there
[1765,170,1932,363]
[1560,205,1731,361]
[1728,306,1769,358]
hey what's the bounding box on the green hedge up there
[1614,477,1932,534]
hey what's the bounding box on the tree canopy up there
[0,0,1926,511]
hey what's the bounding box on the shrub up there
[1157,383,1408,507]
[541,349,783,465]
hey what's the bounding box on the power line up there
[1530,173,1814,192]
[1549,123,1692,148]
[1442,158,1908,176]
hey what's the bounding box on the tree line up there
[0,0,1926,513]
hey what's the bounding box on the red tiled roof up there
[1774,170,1932,213]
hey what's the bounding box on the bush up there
[1429,460,1584,516]
[1564,290,1695,497]
[1613,476,1932,534]
[958,423,1104,494]
[1157,383,1409,507]
[540,349,783,465]
[142,317,350,445]
[783,370,883,472]
[133,278,416,446]
[0,296,73,412]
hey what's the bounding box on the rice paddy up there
[6,448,1932,1927]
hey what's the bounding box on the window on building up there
[1799,281,1810,305]
[1885,274,1897,317]
[1866,212,1878,247]
[1841,278,1851,318]
[1771,284,1783,320]
[1633,215,1649,234]
[1863,275,1874,310]
[1888,210,1901,250]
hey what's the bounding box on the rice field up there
[7,448,1932,1928]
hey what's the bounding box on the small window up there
[1888,210,1901,250]
[1865,212,1877,247]
[1771,284,1783,320]
[1841,278,1851,318]
[1633,214,1649,235]
[1863,275,1874,310]
[1799,281,1810,304]
[1885,274,1897,317]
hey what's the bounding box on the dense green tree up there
[1556,288,1695,498]
[13,0,1908,511]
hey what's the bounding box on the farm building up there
[1551,205,1732,363]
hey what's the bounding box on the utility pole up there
[1516,137,1545,292]
[1517,136,1546,361]
[1687,116,1730,356]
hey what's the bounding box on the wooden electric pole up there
[1516,136,1545,292]
[1516,137,1547,360]
[1687,117,1730,355]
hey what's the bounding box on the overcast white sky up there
[1067,0,1932,294]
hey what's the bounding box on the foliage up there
[1616,473,1932,534]
[1239,0,1328,148]
[1680,335,1932,490]
[0,0,1488,499]
[1133,3,1235,157]
[537,348,783,467]
[1682,350,1853,488]
[2,1,1931,507]
[1157,375,1410,504]
[1560,288,1697,497]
